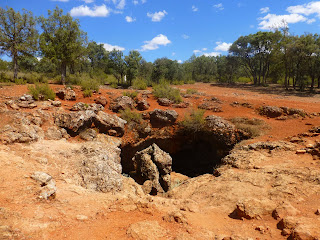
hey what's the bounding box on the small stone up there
[315,209,320,215]
[296,149,307,154]
[76,215,88,221]
[31,172,52,185]
[51,101,61,107]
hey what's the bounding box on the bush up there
[180,109,206,133]
[230,117,267,138]
[14,78,26,85]
[28,84,56,101]
[186,88,198,95]
[83,89,92,98]
[80,78,100,92]
[119,108,142,123]
[153,83,182,103]
[172,80,184,85]
[123,91,138,99]
[132,78,147,90]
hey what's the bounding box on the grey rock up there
[93,111,126,137]
[56,88,76,101]
[94,96,108,106]
[79,128,97,141]
[45,126,69,140]
[258,106,283,118]
[149,109,178,127]
[31,171,52,185]
[157,98,173,106]
[31,172,56,200]
[51,101,61,107]
[110,96,135,112]
[70,102,104,112]
[136,99,150,111]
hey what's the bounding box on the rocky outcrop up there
[94,96,108,106]
[17,94,37,109]
[93,111,126,137]
[132,144,172,194]
[149,109,178,127]
[45,126,69,140]
[56,88,76,101]
[79,128,97,141]
[258,105,308,118]
[70,102,104,112]
[157,98,173,106]
[136,98,150,111]
[110,96,135,112]
[31,171,56,200]
[79,140,122,192]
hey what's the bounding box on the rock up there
[136,98,150,111]
[198,102,222,112]
[149,109,178,127]
[127,220,167,240]
[19,94,33,102]
[296,149,307,154]
[309,126,320,133]
[258,106,283,118]
[289,225,318,240]
[162,211,188,225]
[157,98,173,106]
[56,88,76,101]
[233,199,276,220]
[79,128,97,141]
[110,96,135,112]
[54,110,95,134]
[51,100,61,107]
[272,201,300,220]
[281,107,307,117]
[290,137,303,143]
[31,172,56,200]
[45,126,69,140]
[0,102,8,113]
[79,141,122,192]
[132,144,172,194]
[93,111,126,137]
[277,216,299,230]
[70,102,104,112]
[94,96,108,106]
[276,116,288,121]
[6,100,19,110]
[315,209,320,215]
[172,102,189,108]
[17,102,37,109]
[0,123,44,144]
[76,215,88,221]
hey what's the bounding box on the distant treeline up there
[1,6,320,91]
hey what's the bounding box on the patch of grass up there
[230,117,268,138]
[172,80,184,85]
[123,91,138,99]
[153,83,182,103]
[132,78,147,90]
[236,77,251,83]
[28,84,56,101]
[180,109,206,133]
[83,89,92,98]
[119,108,142,123]
[14,78,27,85]
[186,88,198,95]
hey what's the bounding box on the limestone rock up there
[258,106,283,118]
[94,96,108,106]
[132,144,172,194]
[110,96,135,112]
[162,211,188,225]
[149,109,178,127]
[233,199,276,220]
[136,98,150,111]
[127,220,167,240]
[45,126,69,140]
[272,201,300,220]
[51,100,61,107]
[0,123,44,144]
[70,102,104,112]
[79,128,97,141]
[31,172,56,200]
[93,111,126,137]
[157,98,173,106]
[56,88,76,101]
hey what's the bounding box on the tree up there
[109,49,126,85]
[39,7,87,85]
[125,50,142,86]
[0,7,38,79]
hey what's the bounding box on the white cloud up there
[141,34,171,51]
[81,0,94,3]
[133,0,138,5]
[125,16,136,22]
[204,52,220,57]
[307,18,316,24]
[141,0,146,3]
[214,42,232,51]
[147,10,167,22]
[260,7,270,14]
[250,24,254,28]
[213,3,224,10]
[177,60,182,63]
[287,2,320,17]
[258,13,307,29]
[193,50,201,54]
[182,34,190,39]
[202,48,208,51]
[51,0,69,2]
[172,52,176,56]
[192,5,198,12]
[116,0,126,9]
[101,43,125,51]
[70,4,110,17]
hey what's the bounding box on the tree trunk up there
[318,76,320,88]
[310,76,315,92]
[13,55,18,80]
[61,62,67,85]
[284,71,288,90]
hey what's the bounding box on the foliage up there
[186,88,198,94]
[153,83,182,103]
[82,89,92,98]
[123,91,138,99]
[39,7,87,85]
[80,78,100,92]
[125,50,142,86]
[230,117,267,138]
[0,7,38,79]
[132,77,148,90]
[28,84,56,100]
[119,108,142,123]
[180,109,206,133]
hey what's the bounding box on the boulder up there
[54,110,95,134]
[233,199,276,220]
[45,126,69,140]
[109,96,135,112]
[56,88,76,101]
[258,106,283,118]
[79,128,97,141]
[31,172,56,200]
[0,123,44,144]
[79,141,122,192]
[132,144,172,194]
[94,96,108,106]
[70,102,104,112]
[136,98,150,111]
[149,109,178,127]
[51,100,61,107]
[157,98,173,106]
[93,111,126,137]
[5,100,19,110]
[198,102,222,112]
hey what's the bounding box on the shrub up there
[123,91,138,99]
[83,89,92,98]
[180,109,206,133]
[132,78,147,90]
[172,80,184,85]
[119,108,142,123]
[153,83,182,103]
[230,117,268,138]
[80,78,100,92]
[14,78,26,85]
[186,88,198,95]
[28,84,56,101]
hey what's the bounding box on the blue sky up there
[1,0,320,62]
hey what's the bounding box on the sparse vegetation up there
[186,88,198,95]
[123,91,138,99]
[153,83,182,103]
[82,89,92,98]
[119,108,142,123]
[230,117,268,138]
[28,84,56,100]
[132,78,148,90]
[180,109,206,133]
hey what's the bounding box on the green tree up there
[39,7,87,85]
[0,7,38,79]
[109,49,126,85]
[125,50,142,86]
